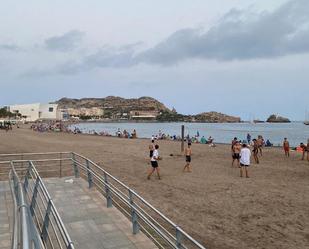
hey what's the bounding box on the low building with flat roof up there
[9,103,64,122]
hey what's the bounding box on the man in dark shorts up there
[232,141,241,167]
[240,143,251,178]
[231,137,238,151]
[183,143,192,172]
[147,144,161,180]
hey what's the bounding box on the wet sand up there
[1,126,309,249]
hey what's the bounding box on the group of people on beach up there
[116,128,137,139]
[231,135,309,178]
[146,138,193,180]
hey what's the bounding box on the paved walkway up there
[0,181,13,249]
[44,177,158,249]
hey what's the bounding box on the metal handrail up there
[71,152,206,249]
[8,170,18,249]
[9,162,44,249]
[25,161,75,249]
[1,152,206,249]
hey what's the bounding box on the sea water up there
[69,122,309,147]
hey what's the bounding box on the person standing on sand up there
[247,133,251,144]
[283,138,290,157]
[232,141,241,167]
[300,143,307,160]
[148,139,155,163]
[303,138,309,162]
[257,135,264,156]
[252,139,260,164]
[183,143,192,172]
[147,144,161,180]
[240,144,251,178]
[231,137,238,148]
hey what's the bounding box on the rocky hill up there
[194,112,241,123]
[55,96,170,113]
[266,114,291,123]
[55,96,241,122]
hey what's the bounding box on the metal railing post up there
[59,152,62,178]
[24,161,32,191]
[104,172,112,208]
[30,178,40,217]
[41,200,52,243]
[176,226,183,249]
[71,153,79,178]
[129,190,140,234]
[86,159,93,188]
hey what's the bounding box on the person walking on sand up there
[232,141,241,167]
[252,139,260,164]
[183,143,192,172]
[147,144,161,180]
[240,144,251,178]
[283,138,290,157]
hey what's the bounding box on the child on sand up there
[147,144,161,180]
[232,141,241,167]
[183,143,192,172]
[240,144,251,178]
[283,138,290,157]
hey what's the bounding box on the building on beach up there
[129,110,159,120]
[9,103,66,122]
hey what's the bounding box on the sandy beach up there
[1,125,309,249]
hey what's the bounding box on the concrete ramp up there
[44,177,158,249]
[0,181,13,249]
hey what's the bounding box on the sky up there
[0,0,308,121]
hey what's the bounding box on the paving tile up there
[43,177,157,249]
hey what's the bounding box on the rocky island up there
[266,114,291,123]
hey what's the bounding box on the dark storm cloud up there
[45,30,84,52]
[137,0,309,64]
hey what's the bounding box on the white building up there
[9,103,64,122]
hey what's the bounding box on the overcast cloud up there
[0,0,308,120]
[139,0,309,64]
[0,43,19,51]
[49,0,309,73]
[44,30,85,52]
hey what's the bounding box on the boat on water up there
[304,111,309,125]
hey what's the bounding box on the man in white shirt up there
[240,144,251,178]
[147,144,161,180]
